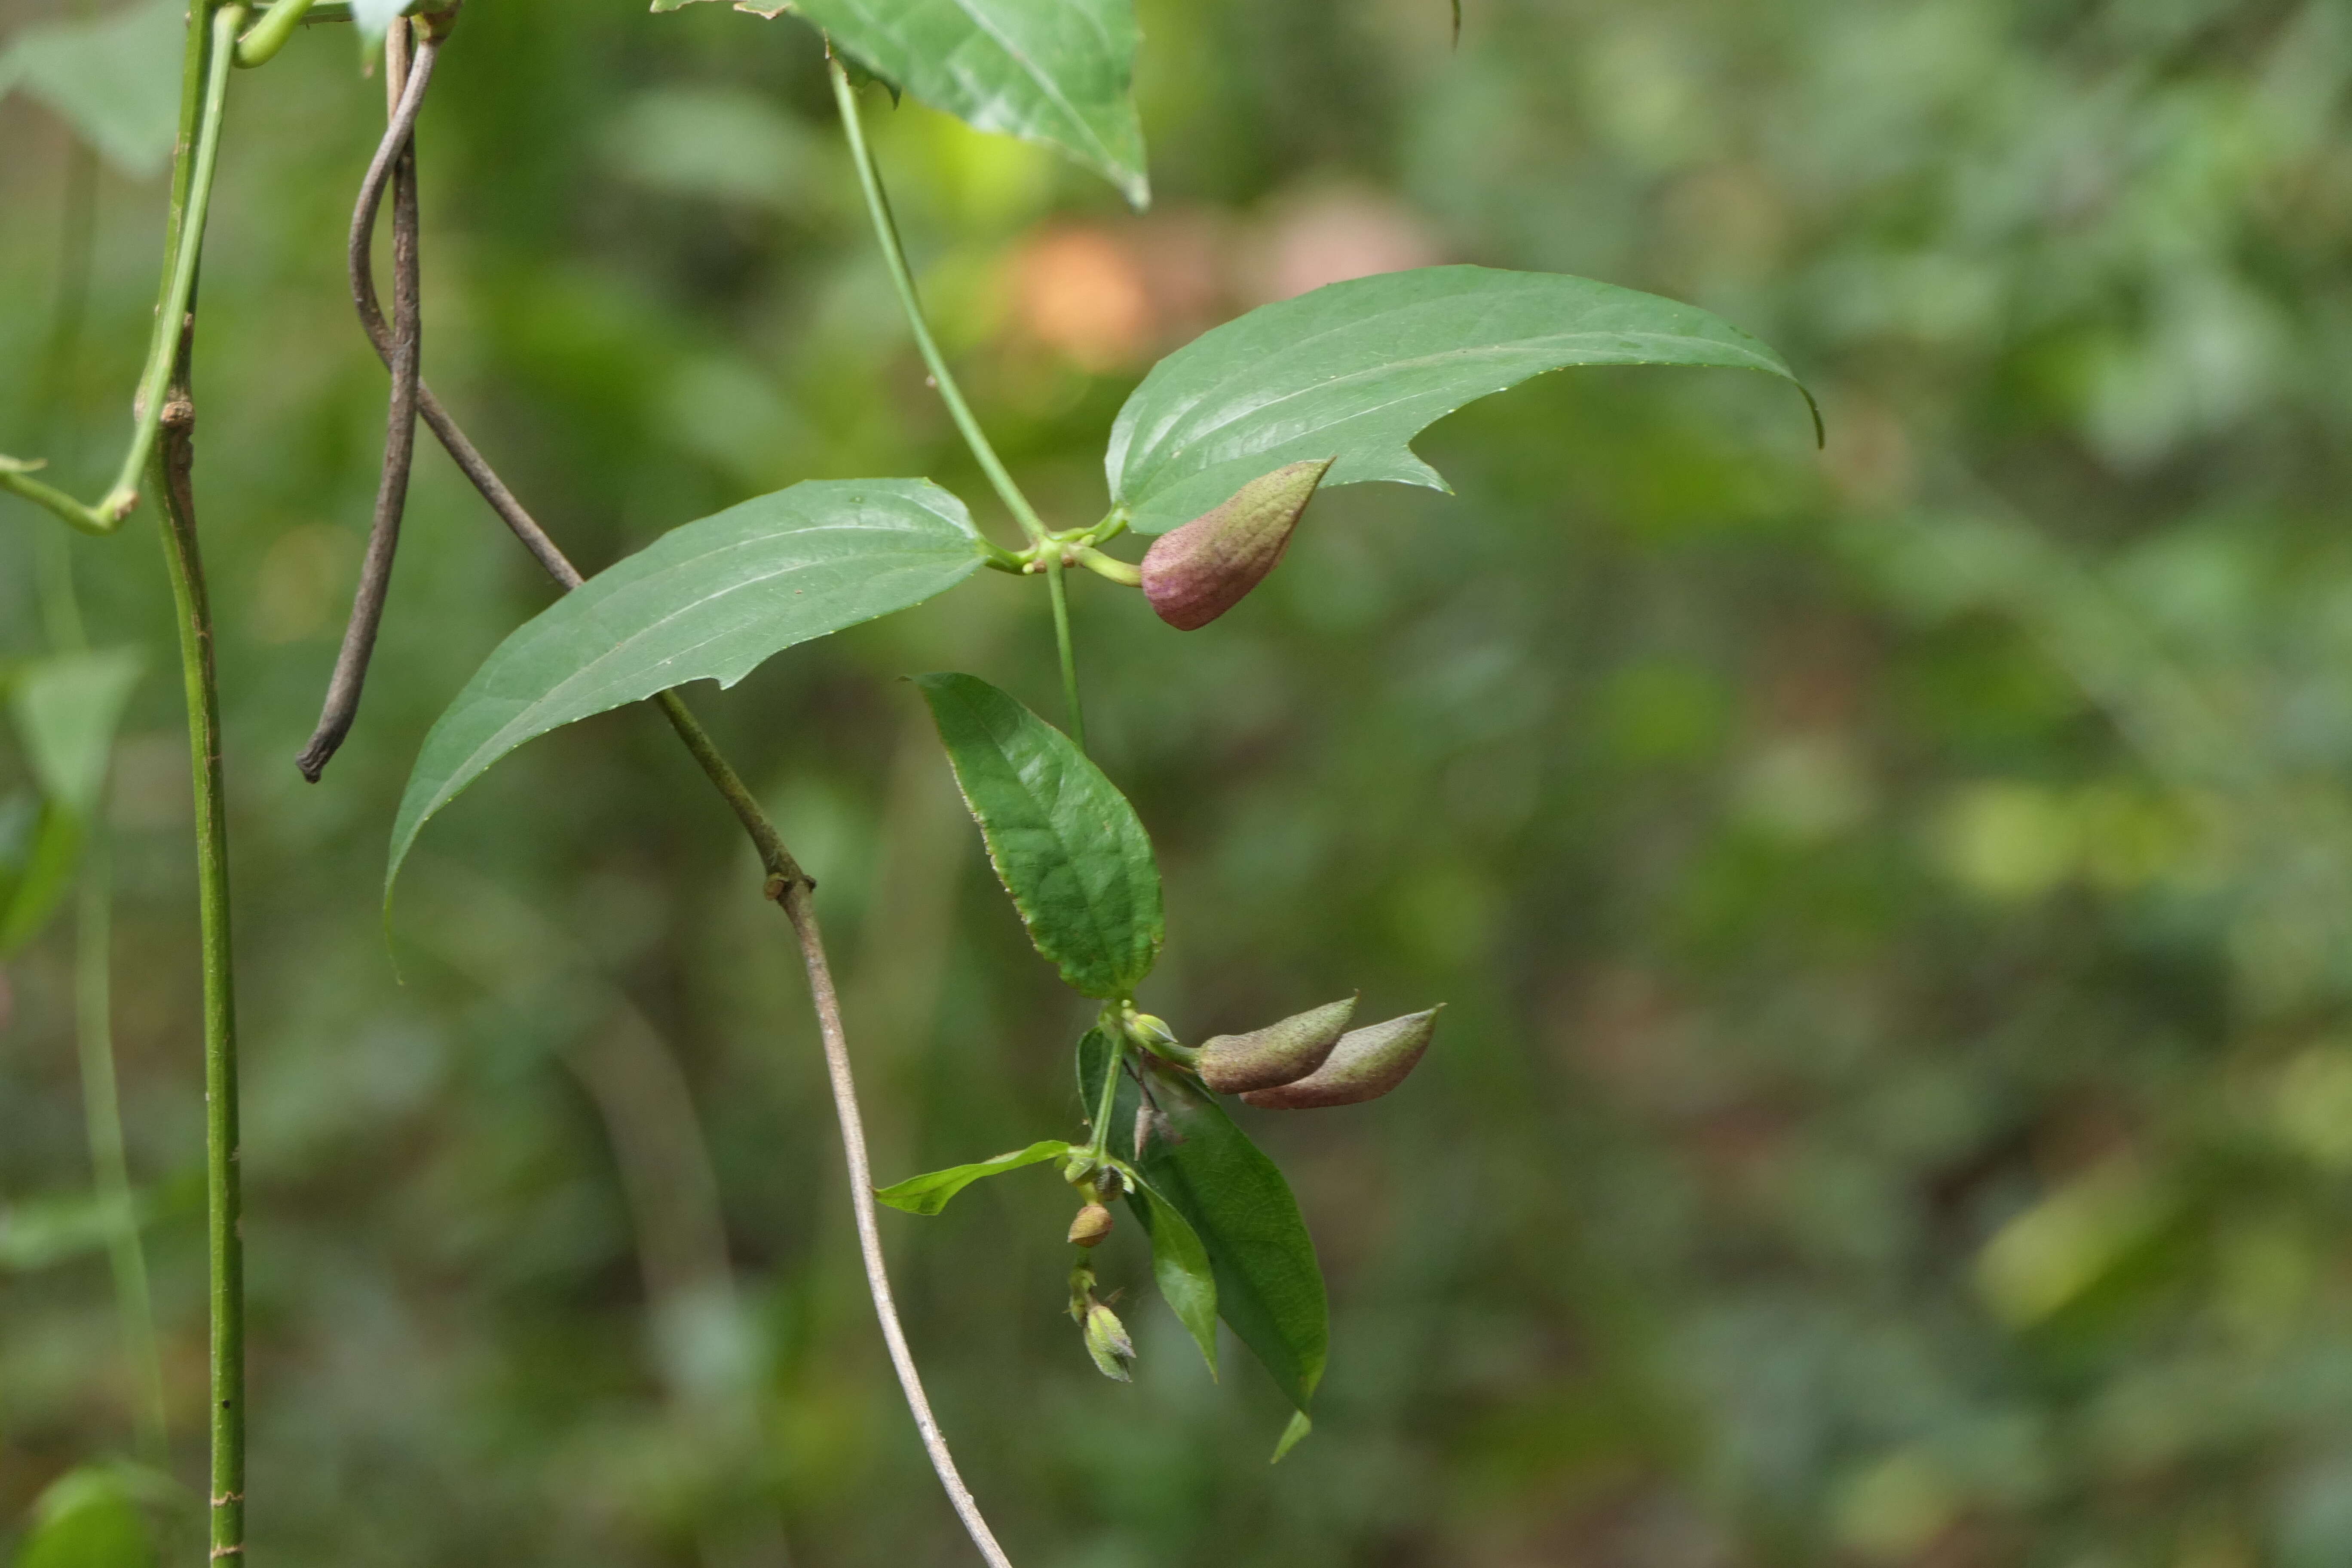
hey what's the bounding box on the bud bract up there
[1196,995,1358,1093]
[1140,457,1335,630]
[1082,1300,1136,1381]
[1240,1006,1441,1109]
[1068,1202,1115,1247]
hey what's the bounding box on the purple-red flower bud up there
[1240,1006,1442,1109]
[1196,995,1357,1093]
[1140,457,1335,630]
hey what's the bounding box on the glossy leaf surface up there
[389,479,985,898]
[1081,1032,1327,1412]
[800,0,1148,207]
[875,1140,1070,1215]
[917,674,1162,998]
[1106,264,1816,533]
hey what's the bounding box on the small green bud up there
[1068,1202,1115,1247]
[1082,1300,1136,1381]
[1240,1005,1442,1109]
[1196,995,1357,1093]
[1141,458,1336,630]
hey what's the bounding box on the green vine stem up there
[232,0,315,67]
[825,51,1050,546]
[153,361,245,1565]
[0,1,238,535]
[1045,556,1087,749]
[826,50,1096,746]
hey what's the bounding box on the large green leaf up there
[388,479,986,898]
[1081,1031,1327,1414]
[874,1139,1069,1215]
[1130,1170,1219,1376]
[0,0,182,178]
[916,674,1162,998]
[1105,264,1817,533]
[653,0,1147,206]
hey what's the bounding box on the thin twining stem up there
[0,3,231,535]
[824,52,1048,546]
[826,50,1092,746]
[300,24,429,780]
[779,878,1017,1568]
[340,88,1015,1562]
[231,0,315,67]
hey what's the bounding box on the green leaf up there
[1271,1408,1313,1463]
[11,647,143,818]
[1081,1031,1327,1413]
[798,0,1148,208]
[14,1466,156,1568]
[1130,1173,1219,1377]
[388,479,986,900]
[1105,264,1819,533]
[874,1140,1070,1215]
[915,674,1163,998]
[0,0,181,178]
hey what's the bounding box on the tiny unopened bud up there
[1068,1202,1115,1247]
[1197,995,1357,1093]
[1082,1300,1136,1381]
[1141,458,1335,630]
[1241,1006,1442,1109]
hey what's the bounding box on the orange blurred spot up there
[1011,227,1154,372]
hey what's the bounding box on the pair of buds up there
[1192,995,1442,1107]
[1140,458,1335,630]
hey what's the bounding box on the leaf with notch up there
[1106,264,1818,533]
[916,674,1162,998]
[875,1140,1070,1215]
[1081,1030,1326,1415]
[796,0,1147,208]
[388,479,986,900]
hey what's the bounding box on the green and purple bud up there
[1195,995,1357,1093]
[1241,1006,1442,1109]
[1082,1300,1136,1381]
[1140,457,1335,630]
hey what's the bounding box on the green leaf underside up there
[917,674,1162,998]
[1081,1031,1327,1412]
[875,1140,1069,1215]
[795,0,1148,208]
[388,479,985,900]
[1105,264,1818,533]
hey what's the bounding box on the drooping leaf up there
[874,1140,1070,1215]
[11,647,143,817]
[800,0,1147,208]
[1081,1031,1327,1415]
[1130,1173,1219,1376]
[0,0,182,178]
[388,479,987,899]
[1104,264,1818,533]
[916,674,1162,998]
[14,1466,155,1568]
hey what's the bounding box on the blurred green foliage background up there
[6,0,2352,1562]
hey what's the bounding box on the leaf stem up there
[1087,1030,1126,1161]
[1045,555,1087,749]
[824,51,1049,546]
[0,1,238,535]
